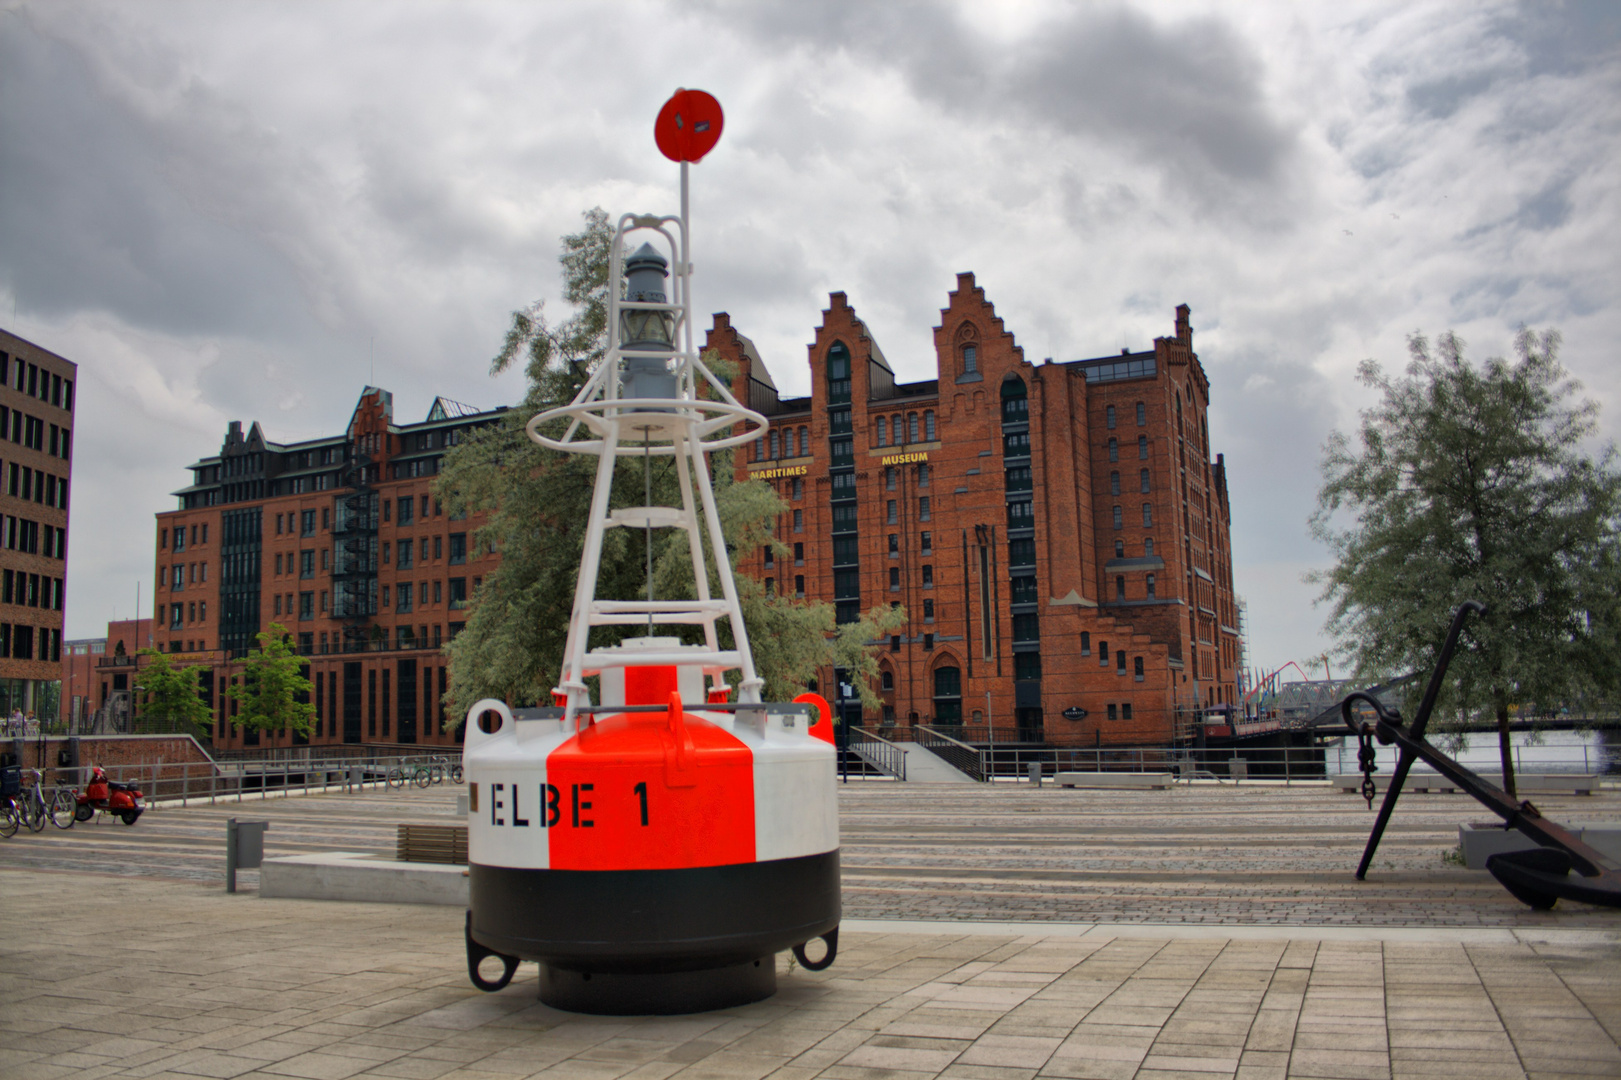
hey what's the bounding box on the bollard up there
[1029,761,1042,786]
[225,818,269,893]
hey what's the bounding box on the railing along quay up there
[823,728,1617,785]
[23,753,464,809]
[847,729,906,780]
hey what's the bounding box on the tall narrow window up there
[1113,505,1123,529]
[924,411,935,441]
[1140,469,1151,493]
[877,416,888,446]
[1142,503,1153,527]
[908,413,919,442]
[1106,405,1116,430]
[1099,640,1109,666]
[1146,574,1156,599]
[1108,438,1118,462]
[963,345,977,374]
[1137,401,1146,425]
[1116,575,1125,600]
[1139,435,1148,459]
[1110,471,1121,496]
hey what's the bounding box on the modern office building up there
[154,389,505,749]
[0,328,75,723]
[710,277,1240,747]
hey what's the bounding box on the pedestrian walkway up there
[5,781,1621,926]
[5,782,1621,1077]
[898,745,977,783]
[3,869,1618,1080]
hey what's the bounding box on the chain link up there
[1356,726,1378,808]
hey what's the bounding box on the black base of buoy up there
[538,957,776,1015]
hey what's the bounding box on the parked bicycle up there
[26,769,75,829]
[0,765,19,838]
[386,755,464,789]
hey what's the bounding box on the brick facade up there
[152,389,505,751]
[710,277,1240,747]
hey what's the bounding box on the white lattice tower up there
[526,181,768,730]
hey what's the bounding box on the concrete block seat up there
[1458,822,1621,869]
[1055,771,1174,790]
[1330,772,1602,796]
[261,852,469,906]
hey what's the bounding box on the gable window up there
[962,344,977,375]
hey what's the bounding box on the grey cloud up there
[1514,175,1574,231]
[1406,71,1499,120]
[1501,0,1621,78]
[1208,350,1339,566]
[0,16,322,342]
[707,1,1298,209]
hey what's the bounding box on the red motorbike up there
[74,767,144,825]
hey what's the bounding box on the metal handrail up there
[848,729,906,781]
[914,724,987,781]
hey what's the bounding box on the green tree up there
[226,623,317,737]
[437,208,902,725]
[133,649,213,736]
[1310,328,1621,797]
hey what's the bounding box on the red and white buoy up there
[462,90,840,1014]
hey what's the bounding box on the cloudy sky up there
[2,0,1618,674]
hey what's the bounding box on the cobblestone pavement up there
[3,870,1620,1080]
[4,780,1621,928]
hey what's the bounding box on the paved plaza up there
[4,781,1621,1078]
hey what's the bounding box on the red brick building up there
[710,276,1240,747]
[62,618,152,729]
[152,389,504,749]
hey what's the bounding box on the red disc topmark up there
[655,89,724,162]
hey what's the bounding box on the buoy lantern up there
[462,91,840,1014]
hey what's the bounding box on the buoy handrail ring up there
[526,398,767,454]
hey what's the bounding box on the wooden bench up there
[1055,771,1174,790]
[396,824,468,865]
[1330,773,1601,796]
